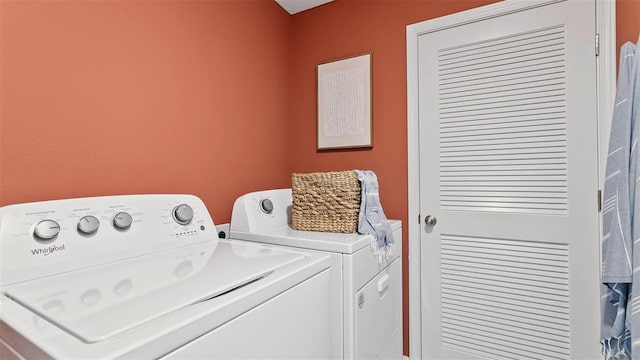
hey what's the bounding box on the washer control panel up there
[0,194,217,286]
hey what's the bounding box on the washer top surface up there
[2,239,303,344]
[230,220,400,254]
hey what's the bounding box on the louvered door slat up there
[443,197,568,208]
[441,174,565,180]
[438,26,564,61]
[441,234,570,358]
[440,60,564,86]
[439,38,565,69]
[441,287,570,320]
[441,91,566,112]
[441,281,567,305]
[440,83,564,104]
[442,298,569,331]
[440,139,566,151]
[442,134,565,147]
[443,268,568,293]
[442,325,568,360]
[443,170,566,177]
[440,101,565,117]
[439,111,566,127]
[441,124,565,138]
[440,49,565,80]
[442,262,568,285]
[441,180,564,186]
[441,313,570,353]
[443,152,566,160]
[442,120,566,134]
[442,249,567,268]
[438,23,568,215]
[440,70,564,94]
[442,160,566,167]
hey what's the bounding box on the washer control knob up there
[78,215,100,235]
[113,212,133,230]
[173,204,194,225]
[34,220,61,241]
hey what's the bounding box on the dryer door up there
[355,258,402,360]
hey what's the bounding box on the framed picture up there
[317,53,372,150]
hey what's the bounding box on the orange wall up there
[289,0,497,353]
[0,0,292,224]
[617,0,640,55]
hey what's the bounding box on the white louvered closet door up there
[418,1,600,359]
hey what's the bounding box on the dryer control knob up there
[78,215,100,234]
[173,204,194,225]
[259,199,274,214]
[113,212,133,230]
[34,219,61,241]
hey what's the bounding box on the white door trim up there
[597,0,617,187]
[405,1,616,358]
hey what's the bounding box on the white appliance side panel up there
[329,253,345,360]
[344,225,402,358]
[354,258,402,360]
[161,269,333,359]
[350,224,403,293]
[379,324,403,360]
[227,239,345,360]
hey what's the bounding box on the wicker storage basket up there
[291,171,361,233]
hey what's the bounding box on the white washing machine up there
[0,194,332,359]
[230,189,403,360]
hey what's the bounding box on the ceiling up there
[275,0,334,14]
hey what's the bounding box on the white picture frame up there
[317,53,372,150]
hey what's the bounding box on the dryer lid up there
[2,239,304,343]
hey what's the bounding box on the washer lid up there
[2,239,304,344]
[230,220,401,254]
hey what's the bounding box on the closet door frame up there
[405,1,616,358]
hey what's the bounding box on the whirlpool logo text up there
[30,244,66,256]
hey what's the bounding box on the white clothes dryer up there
[230,189,403,360]
[0,194,332,359]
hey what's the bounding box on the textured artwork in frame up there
[317,53,372,150]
